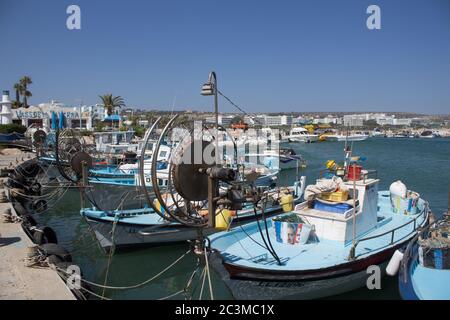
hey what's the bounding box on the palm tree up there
[13,83,23,109]
[19,76,32,108]
[99,94,125,116]
[23,90,32,107]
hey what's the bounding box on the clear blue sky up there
[1,0,449,114]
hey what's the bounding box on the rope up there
[101,215,119,299]
[55,249,191,290]
[204,249,214,300]
[217,90,264,126]
[198,266,207,300]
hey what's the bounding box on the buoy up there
[389,181,407,199]
[386,249,404,276]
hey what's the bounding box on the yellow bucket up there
[281,194,294,212]
[215,209,235,230]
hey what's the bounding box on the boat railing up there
[347,201,430,260]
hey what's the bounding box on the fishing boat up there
[324,133,368,142]
[81,177,306,251]
[244,148,306,171]
[397,214,450,300]
[284,127,319,143]
[208,164,430,299]
[93,130,138,154]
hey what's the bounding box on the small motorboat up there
[397,214,450,300]
[208,168,430,299]
[419,130,436,139]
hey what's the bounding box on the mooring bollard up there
[25,245,42,267]
[2,207,13,223]
[0,190,7,203]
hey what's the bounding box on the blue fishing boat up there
[208,172,430,299]
[398,214,450,300]
[80,178,306,251]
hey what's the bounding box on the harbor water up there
[36,137,450,299]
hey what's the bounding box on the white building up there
[255,115,293,126]
[313,116,342,125]
[0,91,13,125]
[205,115,235,126]
[343,115,364,127]
[12,100,93,130]
[393,118,412,126]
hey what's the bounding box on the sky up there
[0,0,449,114]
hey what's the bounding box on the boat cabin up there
[294,177,379,244]
[94,131,136,154]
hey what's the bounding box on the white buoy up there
[386,249,404,276]
[389,180,407,198]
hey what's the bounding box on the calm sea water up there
[36,137,450,300]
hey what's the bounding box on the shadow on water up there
[37,137,450,300]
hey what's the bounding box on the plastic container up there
[313,200,353,214]
[215,209,236,230]
[319,190,349,202]
[273,220,311,245]
[281,194,294,212]
[347,165,362,181]
[390,191,420,215]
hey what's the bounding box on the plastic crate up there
[313,200,353,214]
[319,190,349,202]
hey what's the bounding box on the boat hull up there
[83,207,289,252]
[84,216,214,251]
[287,136,319,143]
[210,244,399,300]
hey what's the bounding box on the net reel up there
[55,129,92,183]
[139,115,239,228]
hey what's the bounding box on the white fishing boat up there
[325,133,369,142]
[93,130,138,154]
[244,148,306,171]
[284,127,319,143]
[208,162,430,300]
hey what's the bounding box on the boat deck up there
[210,192,428,271]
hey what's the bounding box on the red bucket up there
[347,165,362,181]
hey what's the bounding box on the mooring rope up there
[204,249,214,300]
[55,249,191,290]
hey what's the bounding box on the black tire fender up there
[33,226,58,245]
[38,243,72,262]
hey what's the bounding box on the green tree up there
[99,94,125,116]
[19,76,32,108]
[13,83,23,109]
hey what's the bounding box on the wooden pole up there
[352,163,357,247]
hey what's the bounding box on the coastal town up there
[1,78,449,140]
